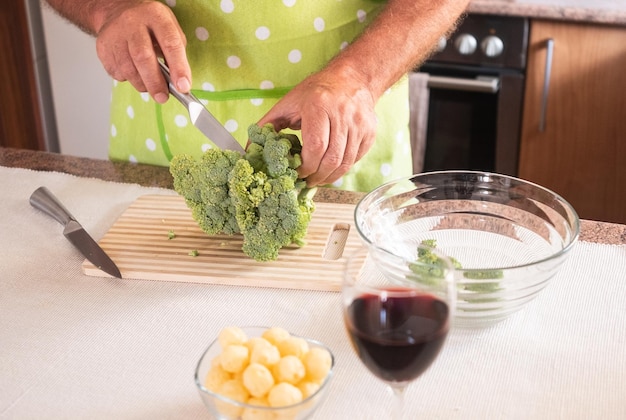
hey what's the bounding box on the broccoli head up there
[169,123,316,262]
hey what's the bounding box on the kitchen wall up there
[40,1,110,159]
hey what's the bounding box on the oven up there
[410,14,529,176]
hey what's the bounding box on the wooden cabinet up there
[0,0,53,151]
[518,20,626,224]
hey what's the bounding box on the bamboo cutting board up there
[82,195,361,291]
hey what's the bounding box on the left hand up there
[257,67,378,187]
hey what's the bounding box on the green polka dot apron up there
[108,0,412,192]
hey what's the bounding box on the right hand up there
[94,1,191,103]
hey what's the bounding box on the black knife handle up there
[30,186,75,227]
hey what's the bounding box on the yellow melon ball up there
[262,327,291,346]
[297,381,321,399]
[250,341,281,367]
[242,363,275,398]
[218,326,248,348]
[242,397,275,420]
[276,336,309,358]
[204,364,232,392]
[274,355,306,385]
[267,382,303,408]
[220,344,250,374]
[246,336,271,353]
[214,379,249,418]
[303,347,332,382]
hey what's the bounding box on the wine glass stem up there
[389,384,406,420]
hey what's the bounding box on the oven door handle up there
[426,75,500,93]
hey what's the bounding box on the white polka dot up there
[224,119,238,133]
[113,80,118,87]
[250,98,264,106]
[313,17,325,32]
[380,163,392,177]
[165,0,175,6]
[129,155,138,163]
[140,92,150,102]
[227,56,241,69]
[126,105,135,119]
[260,80,275,90]
[332,177,344,188]
[175,114,188,127]
[395,130,405,143]
[145,138,156,151]
[201,144,213,152]
[283,0,296,6]
[202,82,215,92]
[220,0,234,13]
[357,10,367,23]
[195,27,209,41]
[288,49,302,63]
[340,41,349,50]
[255,26,270,41]
[110,124,117,137]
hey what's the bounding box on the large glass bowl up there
[354,171,580,327]
[195,326,335,419]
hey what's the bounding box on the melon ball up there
[242,397,274,420]
[262,327,291,346]
[246,336,272,353]
[297,381,321,399]
[267,382,303,408]
[250,341,281,367]
[303,347,332,382]
[276,336,309,358]
[220,344,250,373]
[204,364,232,392]
[214,379,249,418]
[274,355,305,385]
[218,326,248,348]
[243,363,275,398]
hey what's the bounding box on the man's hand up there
[258,66,378,187]
[94,2,190,103]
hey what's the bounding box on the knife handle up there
[30,186,75,227]
[157,60,197,109]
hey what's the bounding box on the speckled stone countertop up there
[467,0,626,25]
[2,147,625,245]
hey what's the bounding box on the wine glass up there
[342,243,456,419]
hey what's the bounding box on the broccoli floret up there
[170,124,316,262]
[170,148,241,235]
[412,239,502,293]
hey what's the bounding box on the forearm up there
[325,0,470,99]
[43,0,145,35]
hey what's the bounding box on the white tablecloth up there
[1,166,625,420]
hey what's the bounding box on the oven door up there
[409,66,524,176]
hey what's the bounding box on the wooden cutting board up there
[83,195,361,291]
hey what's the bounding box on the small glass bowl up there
[195,326,335,419]
[354,171,580,327]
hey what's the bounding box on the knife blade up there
[29,186,122,278]
[158,61,245,155]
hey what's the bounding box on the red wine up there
[345,290,449,383]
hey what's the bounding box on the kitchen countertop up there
[1,146,625,245]
[468,0,626,25]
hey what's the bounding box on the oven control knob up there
[454,34,477,55]
[481,35,505,57]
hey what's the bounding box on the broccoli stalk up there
[169,124,316,262]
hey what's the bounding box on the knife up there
[158,61,245,154]
[29,186,122,279]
